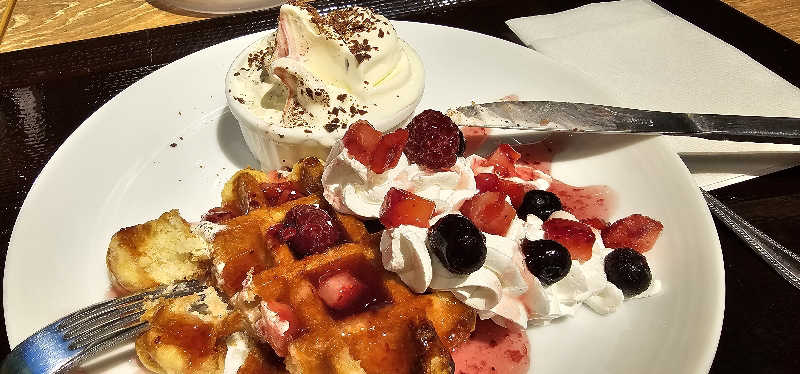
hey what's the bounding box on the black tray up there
[1,0,799,372]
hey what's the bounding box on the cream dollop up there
[322,141,410,218]
[403,157,478,213]
[521,213,662,326]
[379,214,527,315]
[223,332,251,374]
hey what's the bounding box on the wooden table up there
[0,0,798,53]
[1,0,798,372]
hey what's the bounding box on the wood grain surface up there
[723,0,800,42]
[0,0,797,53]
[0,0,204,53]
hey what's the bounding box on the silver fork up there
[1,279,205,374]
[702,189,800,291]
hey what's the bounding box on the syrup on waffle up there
[207,161,476,373]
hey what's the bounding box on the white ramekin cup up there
[225,36,424,171]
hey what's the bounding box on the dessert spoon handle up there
[701,189,800,291]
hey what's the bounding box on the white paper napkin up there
[506,0,800,189]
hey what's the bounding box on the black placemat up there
[1,0,799,372]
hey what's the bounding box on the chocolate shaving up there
[324,122,339,132]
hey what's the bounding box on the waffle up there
[107,210,211,293]
[210,161,477,374]
[136,286,285,374]
[108,157,476,373]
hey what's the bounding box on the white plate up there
[3,22,724,373]
[156,0,284,15]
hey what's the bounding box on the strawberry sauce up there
[515,139,616,222]
[452,319,531,374]
[461,127,490,155]
[515,138,562,175]
[548,180,616,222]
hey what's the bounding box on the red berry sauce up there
[452,319,531,374]
[548,179,617,223]
[461,127,491,156]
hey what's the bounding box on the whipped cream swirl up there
[403,157,478,213]
[324,147,663,328]
[380,214,527,316]
[323,142,477,218]
[322,141,410,218]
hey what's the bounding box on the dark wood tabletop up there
[1,0,798,372]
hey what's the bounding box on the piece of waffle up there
[136,286,285,374]
[209,161,477,374]
[107,209,211,293]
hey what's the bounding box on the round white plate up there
[156,0,284,15]
[4,22,723,373]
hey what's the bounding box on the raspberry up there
[404,110,463,170]
[277,204,341,257]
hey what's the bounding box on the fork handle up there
[702,189,800,291]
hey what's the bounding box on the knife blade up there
[447,101,800,144]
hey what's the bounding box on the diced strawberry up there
[475,173,502,193]
[370,128,409,174]
[601,214,663,253]
[317,271,366,311]
[342,120,409,174]
[256,301,302,357]
[379,188,435,228]
[460,191,516,236]
[483,144,521,177]
[581,218,610,231]
[474,173,529,209]
[342,120,381,166]
[261,181,306,206]
[542,218,596,262]
[202,206,237,223]
[501,180,529,208]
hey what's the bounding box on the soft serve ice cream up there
[319,110,665,329]
[227,3,425,170]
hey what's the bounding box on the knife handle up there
[689,114,800,144]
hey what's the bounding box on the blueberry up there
[517,190,562,220]
[604,248,652,297]
[456,130,466,156]
[427,214,487,274]
[521,239,571,286]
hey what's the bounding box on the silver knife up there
[447,101,800,144]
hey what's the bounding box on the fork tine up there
[61,300,145,339]
[69,318,148,352]
[57,279,205,332]
[5,280,206,374]
[66,310,146,347]
[59,322,150,373]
